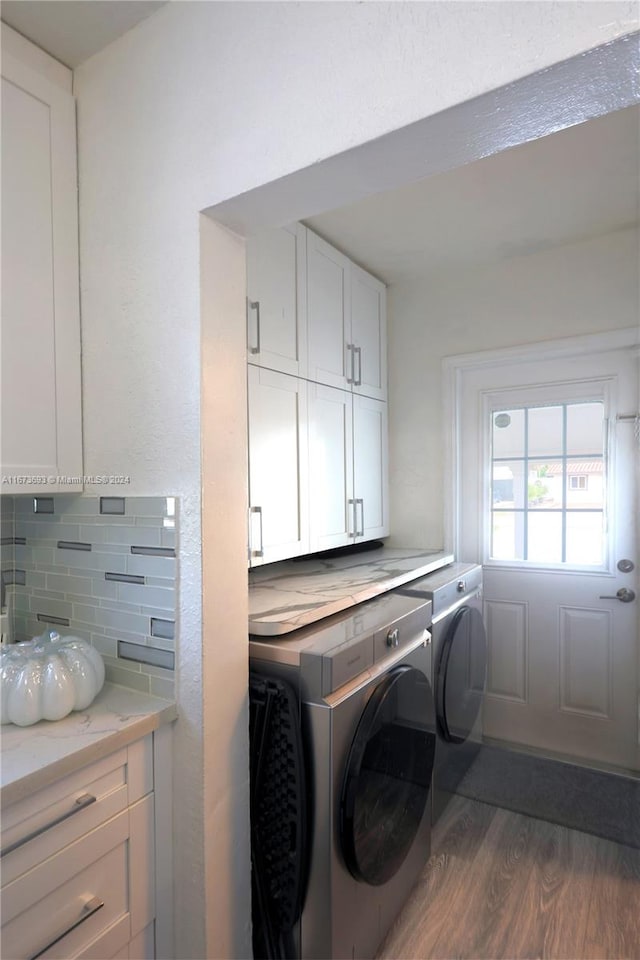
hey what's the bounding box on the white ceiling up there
[1,4,637,284]
[306,105,640,285]
[1,0,167,68]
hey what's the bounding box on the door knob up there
[599,588,636,603]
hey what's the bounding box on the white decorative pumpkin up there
[0,631,105,726]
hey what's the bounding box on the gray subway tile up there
[118,641,175,670]
[126,497,174,518]
[33,497,55,514]
[100,497,126,515]
[127,554,176,579]
[36,613,70,627]
[149,676,175,700]
[105,572,145,585]
[83,525,161,547]
[61,550,126,572]
[32,598,73,620]
[104,662,150,694]
[90,635,118,658]
[160,529,176,549]
[150,617,175,641]
[92,607,149,635]
[120,583,174,610]
[130,545,175,558]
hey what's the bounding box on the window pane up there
[566,402,604,456]
[528,405,563,457]
[527,512,562,563]
[527,459,562,509]
[566,512,604,565]
[492,409,525,459]
[492,460,526,508]
[491,510,524,560]
[566,460,604,508]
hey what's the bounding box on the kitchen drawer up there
[1,737,152,884]
[1,810,130,960]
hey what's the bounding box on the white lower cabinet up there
[309,384,388,552]
[0,736,162,960]
[248,366,309,566]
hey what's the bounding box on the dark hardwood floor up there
[377,796,640,960]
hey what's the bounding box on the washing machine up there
[399,562,487,825]
[249,590,436,960]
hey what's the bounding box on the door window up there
[490,401,605,565]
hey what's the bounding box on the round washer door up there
[437,605,487,744]
[340,664,435,886]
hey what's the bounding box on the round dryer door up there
[437,605,487,743]
[340,665,435,886]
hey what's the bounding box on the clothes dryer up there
[399,563,487,824]
[249,591,436,960]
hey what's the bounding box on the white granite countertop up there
[249,547,454,635]
[1,683,177,807]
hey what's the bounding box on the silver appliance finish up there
[398,562,486,824]
[250,590,435,960]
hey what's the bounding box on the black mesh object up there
[249,673,308,960]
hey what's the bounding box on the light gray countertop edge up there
[1,683,177,807]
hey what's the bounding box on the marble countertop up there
[249,547,454,635]
[1,683,177,807]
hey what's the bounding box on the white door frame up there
[442,327,639,558]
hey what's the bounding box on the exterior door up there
[454,335,639,770]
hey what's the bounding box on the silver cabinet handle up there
[599,587,636,603]
[348,498,356,538]
[249,506,264,558]
[354,346,362,386]
[30,896,104,960]
[356,498,364,537]
[247,299,261,355]
[0,793,96,859]
[345,343,354,384]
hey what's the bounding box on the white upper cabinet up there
[1,27,83,493]
[307,228,387,401]
[248,367,309,566]
[306,231,351,390]
[350,263,387,401]
[246,223,307,378]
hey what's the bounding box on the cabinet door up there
[246,223,307,377]
[248,368,309,565]
[307,230,351,390]
[1,37,82,492]
[353,395,389,541]
[351,264,387,401]
[308,385,354,552]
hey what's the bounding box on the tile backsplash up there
[0,495,177,700]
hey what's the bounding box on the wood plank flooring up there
[377,796,640,960]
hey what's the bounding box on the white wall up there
[387,227,640,550]
[73,3,639,956]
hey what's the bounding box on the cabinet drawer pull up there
[30,895,104,960]
[346,343,354,384]
[247,299,261,355]
[249,505,264,558]
[356,498,364,537]
[0,793,97,858]
[354,346,362,386]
